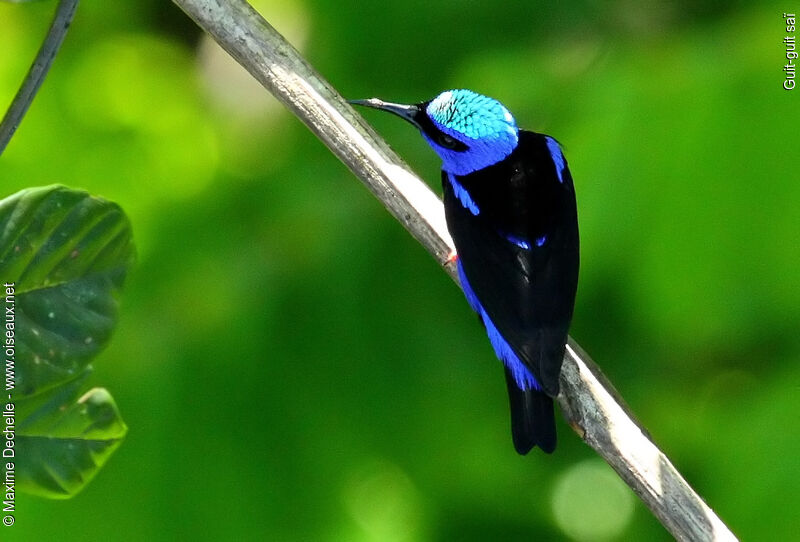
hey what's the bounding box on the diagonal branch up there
[0,0,80,156]
[172,1,737,540]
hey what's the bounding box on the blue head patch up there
[422,89,519,176]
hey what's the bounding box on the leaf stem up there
[0,0,79,156]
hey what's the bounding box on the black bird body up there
[351,90,579,454]
[442,130,579,453]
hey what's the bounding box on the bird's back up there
[443,130,579,398]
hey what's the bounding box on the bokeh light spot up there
[552,459,635,541]
[342,459,425,542]
[197,0,310,122]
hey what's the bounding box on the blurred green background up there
[2,0,798,540]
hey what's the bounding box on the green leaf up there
[0,185,133,498]
[0,185,134,398]
[14,378,128,498]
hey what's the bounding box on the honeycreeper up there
[351,89,579,454]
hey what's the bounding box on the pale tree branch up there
[0,0,79,156]
[172,1,738,540]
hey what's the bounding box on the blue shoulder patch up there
[447,172,480,216]
[504,233,530,250]
[503,233,547,249]
[546,136,566,184]
[457,262,541,391]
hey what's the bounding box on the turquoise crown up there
[424,89,519,175]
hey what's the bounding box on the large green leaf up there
[0,185,133,499]
[15,373,128,498]
[0,185,134,398]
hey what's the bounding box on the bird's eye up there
[437,133,461,150]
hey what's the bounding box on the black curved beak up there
[349,98,423,130]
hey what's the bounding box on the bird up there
[351,89,579,454]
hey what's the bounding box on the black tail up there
[504,366,556,454]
